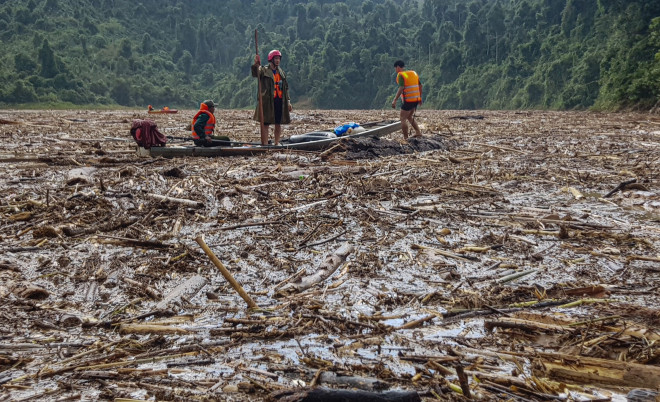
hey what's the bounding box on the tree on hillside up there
[38,39,58,78]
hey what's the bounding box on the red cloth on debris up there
[131,119,167,149]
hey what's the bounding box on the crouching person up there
[192,100,230,146]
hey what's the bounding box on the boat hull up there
[138,120,401,158]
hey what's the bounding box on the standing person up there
[391,60,423,139]
[191,100,230,147]
[252,49,292,146]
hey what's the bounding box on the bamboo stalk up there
[195,235,258,309]
[118,323,190,335]
[497,269,537,284]
[74,352,198,371]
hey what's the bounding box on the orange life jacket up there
[397,71,421,103]
[273,70,283,99]
[191,103,216,139]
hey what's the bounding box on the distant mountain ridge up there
[0,0,658,110]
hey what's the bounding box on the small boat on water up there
[137,120,401,158]
[147,105,178,114]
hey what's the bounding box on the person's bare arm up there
[392,87,404,108]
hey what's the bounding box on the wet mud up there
[338,135,453,160]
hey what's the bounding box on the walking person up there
[391,60,422,139]
[252,49,292,146]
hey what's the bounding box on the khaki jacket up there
[251,63,291,124]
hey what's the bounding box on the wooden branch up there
[146,193,204,208]
[95,235,171,249]
[62,217,138,237]
[220,220,284,231]
[603,178,636,198]
[297,230,347,250]
[484,317,568,333]
[397,314,438,330]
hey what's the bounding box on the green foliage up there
[0,0,657,110]
[14,53,37,75]
[8,80,38,103]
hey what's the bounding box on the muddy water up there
[0,109,658,400]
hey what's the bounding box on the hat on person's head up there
[203,100,215,108]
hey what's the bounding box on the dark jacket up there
[251,63,291,124]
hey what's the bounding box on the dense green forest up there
[1,0,659,110]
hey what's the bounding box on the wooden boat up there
[147,106,178,114]
[148,109,178,114]
[137,120,401,158]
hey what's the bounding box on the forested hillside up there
[1,0,659,110]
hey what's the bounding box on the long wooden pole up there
[255,30,265,133]
[195,235,258,309]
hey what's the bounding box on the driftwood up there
[486,316,660,341]
[410,243,479,262]
[123,277,161,300]
[317,371,389,391]
[118,324,190,335]
[397,314,437,330]
[146,192,204,208]
[196,235,258,308]
[95,235,171,249]
[62,217,138,237]
[603,178,637,198]
[269,387,421,402]
[534,351,660,388]
[2,109,659,402]
[277,243,355,295]
[155,275,207,310]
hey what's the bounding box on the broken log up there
[534,351,660,388]
[155,275,207,310]
[277,243,355,295]
[269,387,421,402]
[317,371,389,391]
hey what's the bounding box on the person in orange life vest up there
[191,100,223,147]
[252,49,292,146]
[391,60,423,139]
